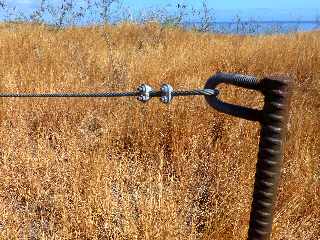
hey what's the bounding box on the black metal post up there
[248,76,291,239]
[204,73,291,240]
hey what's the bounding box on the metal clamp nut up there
[137,84,153,102]
[160,84,173,104]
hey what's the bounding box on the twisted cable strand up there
[0,89,218,98]
[0,92,139,98]
[173,89,219,96]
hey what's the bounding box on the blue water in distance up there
[184,21,320,34]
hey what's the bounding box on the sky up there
[1,0,320,22]
[121,0,320,10]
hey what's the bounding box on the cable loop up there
[204,72,262,122]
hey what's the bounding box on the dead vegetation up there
[0,22,319,239]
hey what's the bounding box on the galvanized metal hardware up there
[134,84,218,103]
[137,83,175,103]
[204,72,291,240]
[160,84,174,104]
[137,84,154,102]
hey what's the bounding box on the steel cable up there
[0,92,139,98]
[0,88,218,98]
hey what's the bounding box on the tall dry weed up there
[0,22,319,239]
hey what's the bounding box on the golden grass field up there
[0,22,319,239]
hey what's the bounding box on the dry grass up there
[0,22,319,239]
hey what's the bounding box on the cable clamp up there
[160,84,173,104]
[137,84,153,102]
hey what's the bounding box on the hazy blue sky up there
[124,0,320,21]
[2,0,320,21]
[122,0,319,9]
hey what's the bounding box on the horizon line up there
[184,20,320,24]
